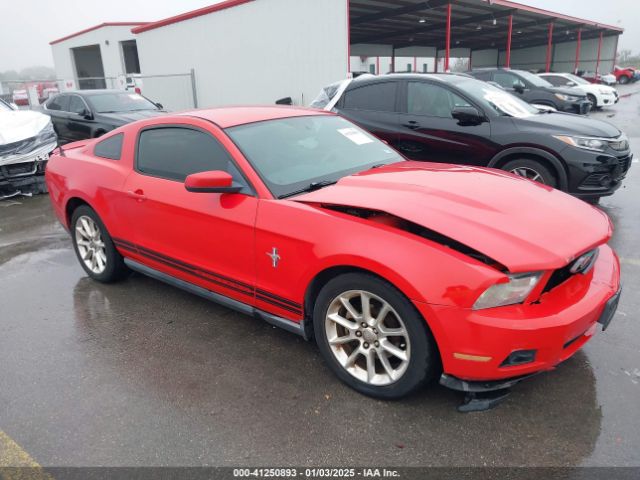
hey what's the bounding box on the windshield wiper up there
[278,180,337,199]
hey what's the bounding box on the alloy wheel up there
[75,215,107,274]
[510,166,545,184]
[324,290,411,386]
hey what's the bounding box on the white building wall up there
[51,25,139,90]
[135,0,348,110]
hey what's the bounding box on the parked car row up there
[311,72,631,203]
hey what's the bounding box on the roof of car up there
[179,106,331,128]
[352,73,474,85]
[56,90,133,97]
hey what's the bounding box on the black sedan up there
[42,90,166,144]
[469,69,592,114]
[311,73,631,202]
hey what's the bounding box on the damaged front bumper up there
[0,140,57,198]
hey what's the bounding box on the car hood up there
[515,111,621,137]
[0,110,50,145]
[98,110,166,124]
[294,162,611,272]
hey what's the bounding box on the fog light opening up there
[500,349,537,367]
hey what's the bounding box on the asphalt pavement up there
[0,88,639,468]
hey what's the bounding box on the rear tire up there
[313,273,438,399]
[71,205,128,283]
[501,158,558,188]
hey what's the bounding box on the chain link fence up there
[0,70,197,111]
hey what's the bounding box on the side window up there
[472,71,491,81]
[47,95,69,111]
[342,82,398,112]
[136,127,242,183]
[550,76,569,87]
[69,96,87,115]
[407,82,471,118]
[94,133,124,160]
[493,72,521,89]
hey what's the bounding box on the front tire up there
[71,205,128,283]
[313,273,438,399]
[501,158,558,188]
[587,93,598,109]
[619,75,630,85]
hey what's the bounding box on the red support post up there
[595,31,603,76]
[346,0,351,75]
[444,3,451,72]
[574,27,582,74]
[545,22,554,72]
[505,14,513,68]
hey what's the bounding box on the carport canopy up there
[349,0,623,73]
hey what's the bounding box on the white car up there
[0,99,57,197]
[538,72,619,109]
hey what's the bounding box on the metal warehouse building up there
[51,0,624,110]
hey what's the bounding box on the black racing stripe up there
[114,237,254,291]
[137,244,254,291]
[141,250,253,298]
[255,289,302,309]
[113,237,303,313]
[256,295,303,315]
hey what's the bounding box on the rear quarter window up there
[94,133,124,160]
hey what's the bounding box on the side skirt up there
[124,258,310,341]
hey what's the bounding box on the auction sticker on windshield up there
[338,127,374,145]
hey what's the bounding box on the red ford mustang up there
[46,106,621,402]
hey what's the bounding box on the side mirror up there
[82,109,94,120]
[514,83,525,94]
[451,106,484,126]
[184,170,242,193]
[566,81,577,87]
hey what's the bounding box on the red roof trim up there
[131,0,255,34]
[489,0,624,32]
[50,22,149,45]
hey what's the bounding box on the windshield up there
[86,92,158,113]
[226,115,403,198]
[457,79,540,118]
[564,73,590,85]
[517,70,553,88]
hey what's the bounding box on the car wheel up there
[501,159,558,188]
[71,205,128,283]
[313,273,438,399]
[619,75,630,85]
[587,93,598,109]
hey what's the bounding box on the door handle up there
[127,189,147,201]
[403,121,420,130]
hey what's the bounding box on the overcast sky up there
[1,0,638,71]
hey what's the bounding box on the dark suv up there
[311,74,631,201]
[470,69,592,114]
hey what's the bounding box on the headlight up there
[473,272,542,310]
[598,88,610,94]
[553,135,608,152]
[554,93,581,102]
